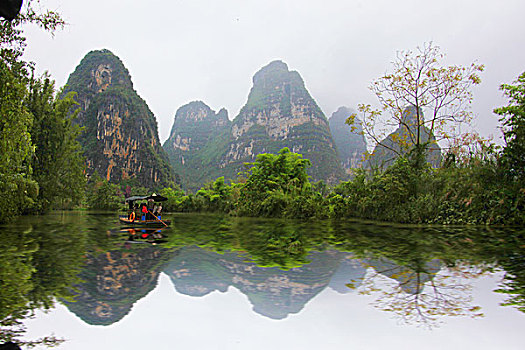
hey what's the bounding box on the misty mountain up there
[329,106,368,174]
[163,60,345,188]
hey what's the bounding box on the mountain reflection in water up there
[69,247,366,323]
[64,246,481,326]
[1,212,524,346]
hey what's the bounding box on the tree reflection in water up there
[0,212,88,347]
[332,223,524,328]
[357,260,486,328]
[1,212,524,345]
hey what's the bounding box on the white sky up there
[22,0,525,144]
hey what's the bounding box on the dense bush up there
[86,173,123,211]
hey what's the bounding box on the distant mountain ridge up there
[163,60,345,188]
[329,106,367,173]
[63,49,176,189]
[163,101,231,189]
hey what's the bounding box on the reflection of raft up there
[119,216,171,227]
[119,228,168,244]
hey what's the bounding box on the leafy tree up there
[494,72,525,183]
[0,60,38,221]
[329,154,438,223]
[159,186,186,211]
[26,75,86,211]
[237,148,312,217]
[347,43,484,167]
[0,1,68,222]
[86,173,122,211]
[195,177,235,212]
[0,2,90,347]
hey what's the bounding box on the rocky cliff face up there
[63,49,176,189]
[368,106,442,169]
[329,106,368,174]
[224,60,344,183]
[163,60,345,189]
[163,101,230,189]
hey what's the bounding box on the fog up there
[23,0,525,144]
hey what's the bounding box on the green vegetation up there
[494,72,525,190]
[27,77,86,211]
[0,213,88,347]
[329,144,521,224]
[86,173,123,211]
[157,136,521,225]
[0,59,39,220]
[236,147,321,218]
[0,2,84,223]
[0,3,84,345]
[158,148,328,219]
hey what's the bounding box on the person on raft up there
[141,203,148,220]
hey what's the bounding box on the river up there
[1,211,524,349]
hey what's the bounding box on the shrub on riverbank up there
[156,139,522,225]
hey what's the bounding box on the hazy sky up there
[23,0,525,143]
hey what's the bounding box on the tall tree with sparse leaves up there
[347,43,484,167]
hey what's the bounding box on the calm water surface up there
[2,211,524,349]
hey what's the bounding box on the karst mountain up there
[63,49,176,189]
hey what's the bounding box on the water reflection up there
[65,243,175,325]
[62,214,525,326]
[113,228,168,244]
[1,212,524,346]
[360,258,485,327]
[0,212,88,347]
[165,248,363,320]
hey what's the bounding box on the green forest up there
[0,5,85,223]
